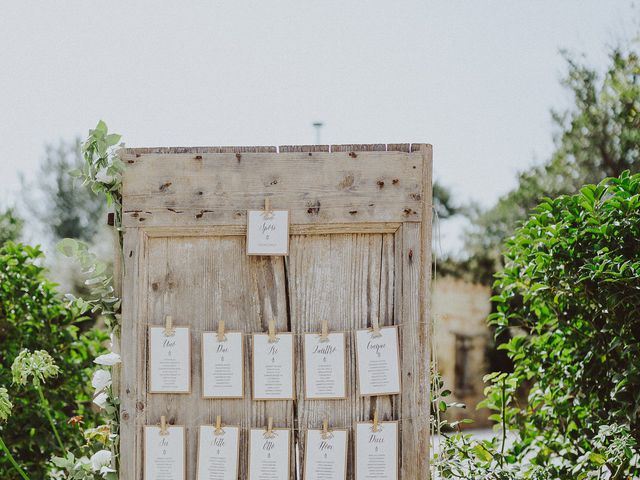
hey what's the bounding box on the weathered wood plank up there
[120,151,424,227]
[330,144,387,152]
[279,145,330,152]
[140,223,402,238]
[119,228,143,480]
[288,233,397,478]
[119,144,432,479]
[142,236,294,479]
[420,144,433,480]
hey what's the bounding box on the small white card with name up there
[144,426,186,480]
[252,333,295,400]
[355,326,401,396]
[202,332,244,398]
[304,332,347,399]
[249,428,291,480]
[355,422,398,480]
[246,210,290,256]
[197,425,240,480]
[149,327,191,393]
[304,429,348,480]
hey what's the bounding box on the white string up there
[143,321,428,337]
[154,414,431,433]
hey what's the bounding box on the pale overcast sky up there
[0,1,637,250]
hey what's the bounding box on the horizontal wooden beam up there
[121,149,426,227]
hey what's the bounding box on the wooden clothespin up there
[319,320,329,342]
[268,320,277,343]
[264,416,275,438]
[370,318,382,338]
[372,410,380,433]
[262,197,274,219]
[160,415,169,435]
[321,419,331,439]
[217,320,227,342]
[164,315,176,337]
[214,415,224,435]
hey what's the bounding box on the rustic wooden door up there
[118,143,432,479]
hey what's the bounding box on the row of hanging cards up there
[148,325,402,398]
[144,421,399,480]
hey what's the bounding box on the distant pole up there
[312,122,324,145]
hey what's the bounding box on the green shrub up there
[0,242,108,478]
[487,171,640,477]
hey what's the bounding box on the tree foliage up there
[497,172,638,477]
[0,208,23,245]
[464,44,640,283]
[436,171,640,478]
[23,139,105,243]
[0,242,108,478]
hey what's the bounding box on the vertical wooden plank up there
[247,253,295,479]
[400,143,432,479]
[401,223,422,479]
[420,144,433,479]
[119,228,150,480]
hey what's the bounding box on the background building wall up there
[433,275,492,428]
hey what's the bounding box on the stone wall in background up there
[433,276,492,429]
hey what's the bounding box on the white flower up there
[92,369,112,391]
[93,392,108,409]
[74,456,91,469]
[100,465,117,475]
[94,352,121,366]
[95,167,113,184]
[90,450,112,472]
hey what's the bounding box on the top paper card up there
[355,326,401,396]
[246,210,289,256]
[149,327,191,393]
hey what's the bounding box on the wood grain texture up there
[118,144,432,479]
[120,150,424,227]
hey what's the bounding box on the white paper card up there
[304,333,347,399]
[144,426,186,480]
[249,428,291,480]
[252,333,295,400]
[202,332,244,398]
[304,429,348,480]
[247,210,289,256]
[355,326,401,396]
[149,327,191,393]
[197,426,240,480]
[355,422,398,480]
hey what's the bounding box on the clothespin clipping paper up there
[217,320,226,342]
[372,410,380,433]
[262,197,274,219]
[268,320,277,343]
[160,415,169,435]
[370,317,382,338]
[214,415,224,435]
[264,417,275,438]
[319,320,329,342]
[321,419,331,439]
[164,315,176,337]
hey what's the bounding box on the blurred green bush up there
[0,242,108,478]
